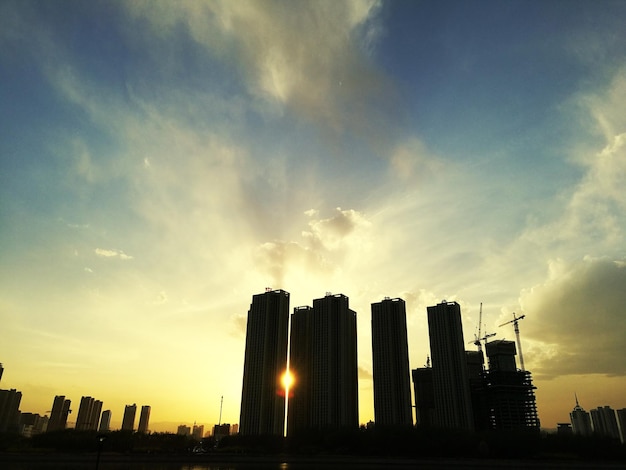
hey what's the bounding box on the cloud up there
[123,0,399,143]
[520,257,626,378]
[252,208,373,287]
[303,207,372,252]
[95,248,134,260]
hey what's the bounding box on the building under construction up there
[480,340,540,431]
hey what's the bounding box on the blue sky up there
[1,0,626,431]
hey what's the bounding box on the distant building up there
[76,397,102,431]
[288,293,358,434]
[570,396,592,436]
[0,363,3,383]
[590,406,620,440]
[213,423,230,440]
[121,404,137,431]
[0,388,22,433]
[371,298,413,427]
[482,340,540,431]
[231,423,238,435]
[138,405,151,433]
[427,301,474,431]
[19,413,48,437]
[192,423,204,440]
[239,289,290,436]
[412,367,435,427]
[177,424,191,436]
[47,395,71,432]
[99,410,112,432]
[616,409,626,444]
[557,423,573,436]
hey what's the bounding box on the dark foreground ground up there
[1,453,625,470]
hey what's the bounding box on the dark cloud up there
[521,258,626,377]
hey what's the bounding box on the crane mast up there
[499,312,527,371]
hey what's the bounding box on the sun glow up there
[281,370,294,390]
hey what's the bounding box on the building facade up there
[239,289,290,435]
[371,297,412,427]
[427,301,474,431]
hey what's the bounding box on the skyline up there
[1,0,626,431]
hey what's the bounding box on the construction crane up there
[469,302,496,352]
[499,312,527,370]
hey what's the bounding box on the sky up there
[1,0,626,433]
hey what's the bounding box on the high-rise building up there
[590,406,620,440]
[371,297,412,427]
[192,423,204,440]
[482,340,540,431]
[76,396,102,431]
[426,301,474,431]
[213,423,230,440]
[239,289,290,436]
[287,305,313,436]
[121,404,137,431]
[138,405,151,433]
[177,424,191,436]
[616,409,626,444]
[99,410,112,432]
[288,293,358,433]
[412,367,435,427]
[47,395,71,432]
[0,388,22,433]
[570,396,592,436]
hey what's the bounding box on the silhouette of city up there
[1,291,626,464]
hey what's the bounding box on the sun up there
[281,370,294,390]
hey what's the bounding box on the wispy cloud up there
[95,248,133,260]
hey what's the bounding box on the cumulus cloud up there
[253,208,372,288]
[95,248,134,260]
[520,257,626,378]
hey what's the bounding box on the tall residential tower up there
[288,293,358,433]
[427,301,474,431]
[371,297,413,427]
[239,289,290,435]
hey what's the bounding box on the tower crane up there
[499,312,526,370]
[469,302,496,353]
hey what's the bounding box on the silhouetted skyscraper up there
[371,297,412,427]
[47,395,71,432]
[617,409,626,444]
[239,289,289,436]
[287,305,313,436]
[138,405,151,433]
[121,404,137,431]
[288,293,358,433]
[0,388,22,433]
[76,396,102,431]
[590,406,620,440]
[99,410,111,432]
[427,301,474,431]
[570,396,592,436]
